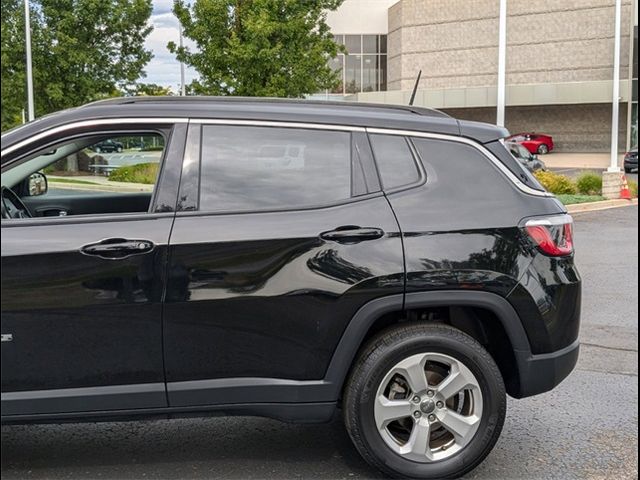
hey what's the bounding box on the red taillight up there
[524,215,574,257]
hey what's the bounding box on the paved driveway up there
[1,207,638,480]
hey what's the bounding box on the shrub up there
[534,170,577,195]
[576,172,603,195]
[629,180,638,197]
[556,194,605,205]
[109,163,159,184]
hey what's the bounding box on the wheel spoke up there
[395,357,429,393]
[438,411,480,444]
[374,396,412,428]
[436,366,474,400]
[406,420,434,460]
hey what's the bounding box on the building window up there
[325,34,388,95]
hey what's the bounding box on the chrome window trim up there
[191,118,366,132]
[367,127,553,197]
[2,116,549,197]
[1,118,188,158]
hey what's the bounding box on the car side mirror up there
[28,172,48,196]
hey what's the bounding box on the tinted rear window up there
[369,134,421,189]
[484,140,545,191]
[199,125,353,212]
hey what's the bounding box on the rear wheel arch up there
[325,291,530,400]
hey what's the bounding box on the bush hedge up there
[534,170,577,195]
[534,170,638,202]
[576,172,603,195]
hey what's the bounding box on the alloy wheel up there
[373,352,483,463]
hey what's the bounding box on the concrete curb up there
[49,181,153,193]
[566,198,638,214]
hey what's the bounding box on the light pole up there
[608,0,623,173]
[496,0,507,127]
[24,0,35,121]
[602,0,625,199]
[179,23,186,96]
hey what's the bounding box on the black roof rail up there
[83,96,452,119]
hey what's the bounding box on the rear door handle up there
[80,238,154,259]
[320,226,385,243]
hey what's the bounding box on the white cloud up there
[142,3,199,90]
[152,0,175,15]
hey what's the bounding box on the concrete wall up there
[441,104,629,152]
[388,0,634,91]
[326,0,399,34]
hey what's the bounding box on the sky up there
[143,0,198,90]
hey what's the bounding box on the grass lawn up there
[556,194,606,205]
[109,163,158,184]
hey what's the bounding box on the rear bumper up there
[511,339,579,398]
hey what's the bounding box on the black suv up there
[91,138,124,153]
[624,146,638,173]
[0,98,581,479]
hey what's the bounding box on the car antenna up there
[409,70,422,106]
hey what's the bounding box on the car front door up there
[1,121,187,418]
[162,121,405,407]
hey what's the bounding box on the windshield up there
[515,144,532,160]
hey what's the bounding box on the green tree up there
[169,0,344,97]
[124,82,174,96]
[1,0,27,130]
[1,0,154,132]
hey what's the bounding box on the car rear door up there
[162,121,405,407]
[0,121,187,418]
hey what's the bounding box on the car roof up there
[510,132,549,137]
[1,96,509,151]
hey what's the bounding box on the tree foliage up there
[1,0,155,131]
[1,0,27,130]
[169,0,344,97]
[124,83,174,97]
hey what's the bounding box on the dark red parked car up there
[507,133,554,155]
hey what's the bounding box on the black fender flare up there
[322,290,533,400]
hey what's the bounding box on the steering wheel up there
[1,186,32,219]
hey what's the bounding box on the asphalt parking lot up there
[1,206,638,480]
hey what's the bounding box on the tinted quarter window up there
[199,126,352,212]
[369,134,420,189]
[412,137,523,203]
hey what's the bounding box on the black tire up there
[343,323,506,479]
[537,144,549,155]
[624,167,631,174]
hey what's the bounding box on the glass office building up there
[328,34,388,95]
[324,0,638,153]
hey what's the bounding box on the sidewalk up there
[543,153,625,170]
